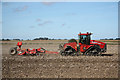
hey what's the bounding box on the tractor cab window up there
[79,35,90,45]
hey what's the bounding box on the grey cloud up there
[15,6,28,12]
[41,2,55,6]
[36,19,41,22]
[38,21,52,26]
[62,23,66,26]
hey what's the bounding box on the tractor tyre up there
[64,47,76,56]
[59,50,66,56]
[9,47,17,55]
[87,47,101,56]
[70,52,76,56]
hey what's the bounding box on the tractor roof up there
[78,32,92,35]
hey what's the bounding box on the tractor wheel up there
[9,47,17,55]
[87,47,101,56]
[59,50,66,56]
[70,52,76,56]
[64,47,76,56]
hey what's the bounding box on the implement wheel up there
[9,47,17,55]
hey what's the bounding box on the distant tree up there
[2,39,10,41]
[34,37,49,40]
[109,38,114,40]
[104,38,108,40]
[51,38,55,40]
[48,39,51,40]
[13,39,20,41]
[44,37,48,40]
[34,38,39,40]
[6,39,10,41]
[115,38,120,40]
[2,39,4,41]
[100,39,105,40]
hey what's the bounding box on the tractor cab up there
[78,32,92,45]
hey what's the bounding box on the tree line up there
[100,38,120,40]
[0,37,68,41]
[1,37,120,41]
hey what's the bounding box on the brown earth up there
[1,40,119,78]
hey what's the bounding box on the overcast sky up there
[2,2,118,40]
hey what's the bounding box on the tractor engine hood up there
[90,40,105,45]
[90,40,106,49]
[90,40,107,52]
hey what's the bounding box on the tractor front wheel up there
[87,47,101,56]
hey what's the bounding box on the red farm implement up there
[9,42,58,56]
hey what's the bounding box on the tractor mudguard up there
[63,42,77,51]
[64,46,73,51]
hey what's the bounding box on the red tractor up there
[59,32,107,56]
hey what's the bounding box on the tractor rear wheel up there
[9,47,17,55]
[64,47,76,56]
[87,47,101,56]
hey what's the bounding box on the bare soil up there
[1,40,119,78]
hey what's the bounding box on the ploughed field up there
[1,40,119,78]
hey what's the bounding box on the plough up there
[9,42,59,56]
